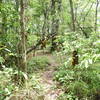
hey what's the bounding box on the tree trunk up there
[50,0,61,52]
[15,0,19,11]
[69,0,78,66]
[18,0,27,72]
[14,0,20,68]
[0,0,6,35]
[95,0,99,33]
[69,0,75,31]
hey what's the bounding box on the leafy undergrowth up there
[0,56,49,100]
[27,56,50,73]
[1,52,100,100]
[54,64,100,100]
[0,53,62,100]
[0,68,16,100]
[0,67,44,100]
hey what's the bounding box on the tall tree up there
[50,0,62,52]
[18,0,27,72]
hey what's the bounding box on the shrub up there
[67,81,89,99]
[0,67,43,100]
[57,93,78,100]
[55,65,100,100]
[0,68,18,100]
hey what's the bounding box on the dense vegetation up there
[0,0,100,100]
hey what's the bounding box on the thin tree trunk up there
[69,0,75,31]
[15,0,19,11]
[18,0,27,72]
[50,0,56,52]
[69,0,78,66]
[0,0,6,35]
[95,0,99,33]
[15,0,20,68]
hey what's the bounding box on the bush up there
[0,67,43,100]
[57,93,78,100]
[67,81,89,99]
[0,68,18,100]
[55,65,100,100]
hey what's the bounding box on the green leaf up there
[0,56,4,63]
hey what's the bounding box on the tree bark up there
[0,0,6,35]
[69,0,78,66]
[69,0,75,31]
[18,0,27,72]
[95,0,99,33]
[50,0,61,52]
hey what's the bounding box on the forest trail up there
[36,51,63,100]
[7,51,63,100]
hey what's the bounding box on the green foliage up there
[67,81,89,98]
[0,0,100,99]
[0,68,18,100]
[0,67,43,100]
[0,45,17,68]
[28,74,43,91]
[27,56,50,73]
[55,65,100,100]
[58,93,78,100]
[55,31,100,100]
[60,32,100,68]
[0,56,4,64]
[0,1,19,68]
[27,34,39,47]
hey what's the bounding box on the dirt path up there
[36,53,63,100]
